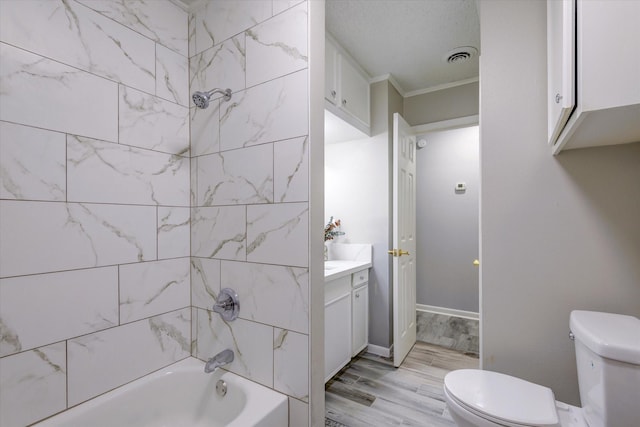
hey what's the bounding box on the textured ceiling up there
[327,0,480,94]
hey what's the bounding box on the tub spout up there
[205,349,234,373]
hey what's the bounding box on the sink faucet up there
[205,349,234,373]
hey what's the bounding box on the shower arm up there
[206,88,232,102]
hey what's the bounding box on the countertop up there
[324,259,372,282]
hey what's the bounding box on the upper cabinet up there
[325,35,371,134]
[547,0,640,155]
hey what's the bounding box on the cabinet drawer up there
[352,269,368,287]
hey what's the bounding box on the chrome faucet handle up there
[212,288,240,321]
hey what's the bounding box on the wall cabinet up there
[547,0,640,154]
[325,35,371,134]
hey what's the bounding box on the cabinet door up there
[325,293,351,382]
[338,55,370,127]
[547,0,575,145]
[325,38,338,105]
[351,284,368,356]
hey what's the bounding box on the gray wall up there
[403,82,479,126]
[480,0,640,405]
[416,126,479,312]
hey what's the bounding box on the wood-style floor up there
[325,342,479,426]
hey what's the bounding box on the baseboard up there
[367,343,393,358]
[416,304,479,321]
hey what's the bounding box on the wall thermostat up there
[417,139,427,149]
[455,182,467,192]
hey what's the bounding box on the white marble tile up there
[221,261,308,333]
[247,202,309,267]
[0,343,66,427]
[191,156,198,206]
[191,306,198,356]
[0,0,155,93]
[246,1,308,87]
[288,397,309,427]
[0,121,66,201]
[190,36,245,99]
[119,86,190,156]
[0,201,156,278]
[273,329,308,401]
[273,0,306,15]
[68,308,190,406]
[191,206,246,261]
[274,136,309,203]
[0,43,118,143]
[67,135,190,206]
[188,12,196,59]
[120,258,190,324]
[196,310,273,387]
[197,144,273,206]
[220,69,308,151]
[0,267,118,357]
[77,0,189,57]
[191,102,221,157]
[158,207,191,259]
[289,397,309,427]
[191,257,221,310]
[156,43,189,106]
[193,0,271,56]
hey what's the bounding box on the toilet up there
[443,310,640,427]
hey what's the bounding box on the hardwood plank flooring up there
[325,341,479,426]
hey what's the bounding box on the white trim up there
[416,304,479,321]
[366,343,393,358]
[411,115,479,135]
[404,77,479,98]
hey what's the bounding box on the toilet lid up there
[444,369,559,427]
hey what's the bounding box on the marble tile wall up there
[189,1,310,425]
[0,1,191,425]
[1,0,311,425]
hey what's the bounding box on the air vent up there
[443,47,478,64]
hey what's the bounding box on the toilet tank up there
[570,310,640,427]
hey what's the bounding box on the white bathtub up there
[35,358,288,427]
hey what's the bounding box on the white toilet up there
[443,310,640,427]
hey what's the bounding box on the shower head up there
[192,88,232,109]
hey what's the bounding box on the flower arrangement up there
[324,216,345,242]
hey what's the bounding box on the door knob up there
[388,249,410,257]
[473,259,480,267]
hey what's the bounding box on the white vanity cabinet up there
[324,275,352,382]
[547,0,640,154]
[351,269,369,357]
[324,264,371,382]
[325,35,371,134]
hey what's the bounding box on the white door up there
[392,113,417,367]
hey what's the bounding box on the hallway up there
[325,342,479,426]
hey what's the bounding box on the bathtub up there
[35,358,288,427]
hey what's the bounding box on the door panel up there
[392,113,416,367]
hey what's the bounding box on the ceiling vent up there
[443,46,478,64]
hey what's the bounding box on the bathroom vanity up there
[324,244,372,383]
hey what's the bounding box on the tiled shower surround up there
[0,1,311,426]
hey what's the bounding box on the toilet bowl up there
[443,311,640,427]
[443,369,586,427]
